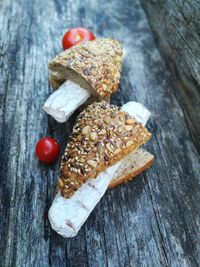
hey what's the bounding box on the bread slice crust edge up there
[109,149,154,189]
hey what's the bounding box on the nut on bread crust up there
[48,38,123,97]
[58,101,151,198]
[109,148,154,189]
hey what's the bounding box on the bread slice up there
[58,101,151,198]
[49,72,65,89]
[109,148,154,189]
[48,38,123,98]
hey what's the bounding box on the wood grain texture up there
[141,0,200,155]
[0,0,199,266]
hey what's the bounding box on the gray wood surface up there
[141,0,200,155]
[0,0,199,266]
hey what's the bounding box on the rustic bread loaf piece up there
[58,101,151,198]
[109,148,154,189]
[48,101,153,238]
[48,38,123,98]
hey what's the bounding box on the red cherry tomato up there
[35,137,60,162]
[62,27,95,50]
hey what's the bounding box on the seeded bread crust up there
[58,101,151,198]
[48,38,123,97]
[109,148,154,189]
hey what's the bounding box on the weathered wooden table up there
[0,0,200,266]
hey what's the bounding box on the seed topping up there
[58,101,151,198]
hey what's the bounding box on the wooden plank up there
[0,0,199,266]
[141,0,200,155]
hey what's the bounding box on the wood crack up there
[145,173,169,266]
[118,192,131,267]
[170,79,200,156]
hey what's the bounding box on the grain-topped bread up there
[48,38,123,97]
[109,148,154,189]
[58,101,151,198]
